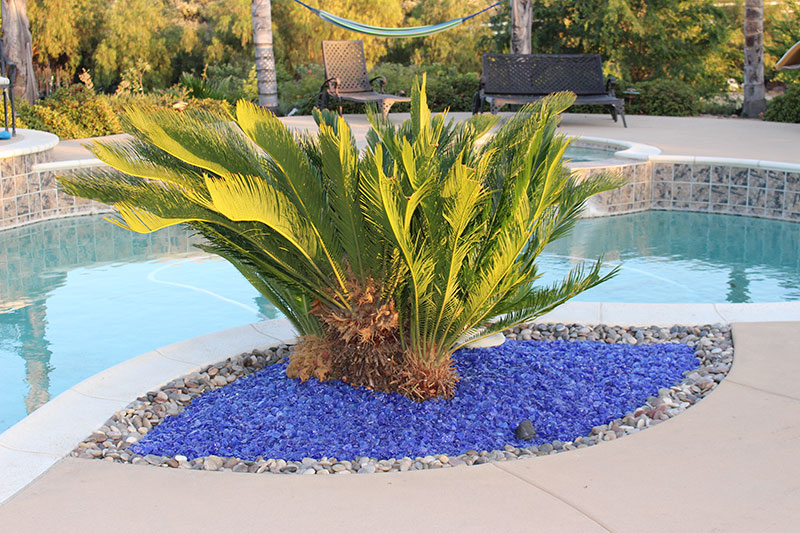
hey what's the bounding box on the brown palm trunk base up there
[286,278,459,401]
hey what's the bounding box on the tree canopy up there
[20,0,800,97]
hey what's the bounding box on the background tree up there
[385,0,497,72]
[742,0,765,117]
[509,0,532,54]
[251,0,277,109]
[28,0,81,93]
[271,0,403,69]
[492,0,729,96]
[1,0,38,102]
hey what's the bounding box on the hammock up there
[291,0,503,38]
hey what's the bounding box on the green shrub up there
[58,78,619,401]
[763,83,800,123]
[277,64,325,115]
[17,85,122,139]
[625,79,701,117]
[17,85,234,140]
[16,102,87,139]
[699,96,742,116]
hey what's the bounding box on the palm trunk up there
[251,0,278,111]
[510,0,532,55]
[1,0,38,104]
[742,0,765,118]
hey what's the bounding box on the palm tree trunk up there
[251,0,278,111]
[742,0,766,118]
[1,0,38,104]
[510,0,532,55]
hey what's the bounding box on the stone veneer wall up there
[584,160,800,222]
[2,152,800,230]
[575,162,652,216]
[652,163,800,221]
[0,157,109,230]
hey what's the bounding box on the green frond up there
[108,203,196,233]
[123,107,264,180]
[87,138,206,189]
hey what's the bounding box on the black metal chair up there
[317,40,410,117]
[473,53,627,127]
[0,42,17,138]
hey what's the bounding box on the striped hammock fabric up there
[292,0,502,38]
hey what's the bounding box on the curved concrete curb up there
[0,129,59,159]
[2,301,799,505]
[0,318,297,504]
[572,135,662,160]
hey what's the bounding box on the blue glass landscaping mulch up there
[133,340,697,461]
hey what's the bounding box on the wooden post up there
[510,0,532,55]
[742,0,766,118]
[1,0,38,104]
[251,0,278,111]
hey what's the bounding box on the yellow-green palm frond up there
[123,107,265,180]
[107,203,198,233]
[204,174,322,266]
[88,137,207,190]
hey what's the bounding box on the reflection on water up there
[1,305,53,414]
[541,211,800,303]
[0,216,274,431]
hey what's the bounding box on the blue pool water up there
[0,216,277,433]
[0,211,798,432]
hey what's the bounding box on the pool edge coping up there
[3,304,800,505]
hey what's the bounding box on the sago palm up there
[58,77,620,401]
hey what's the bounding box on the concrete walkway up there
[1,321,798,532]
[51,112,800,164]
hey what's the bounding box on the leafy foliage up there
[490,0,730,96]
[16,85,121,138]
[763,83,800,124]
[58,78,619,400]
[16,79,233,140]
[625,79,701,117]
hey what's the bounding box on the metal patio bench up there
[473,53,627,127]
[317,40,410,117]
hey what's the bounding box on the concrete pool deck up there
[2,113,800,530]
[0,319,798,532]
[52,112,800,165]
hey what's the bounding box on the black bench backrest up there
[322,40,373,94]
[483,54,607,96]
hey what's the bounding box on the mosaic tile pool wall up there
[0,155,109,230]
[582,161,800,222]
[2,153,800,229]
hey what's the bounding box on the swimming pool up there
[539,211,800,303]
[0,216,277,433]
[1,210,798,432]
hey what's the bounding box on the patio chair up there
[317,40,410,117]
[0,42,17,139]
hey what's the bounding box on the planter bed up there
[72,322,732,475]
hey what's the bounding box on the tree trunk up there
[1,0,38,104]
[510,0,532,55]
[251,0,278,111]
[742,0,765,118]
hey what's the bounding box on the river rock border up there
[70,323,732,474]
